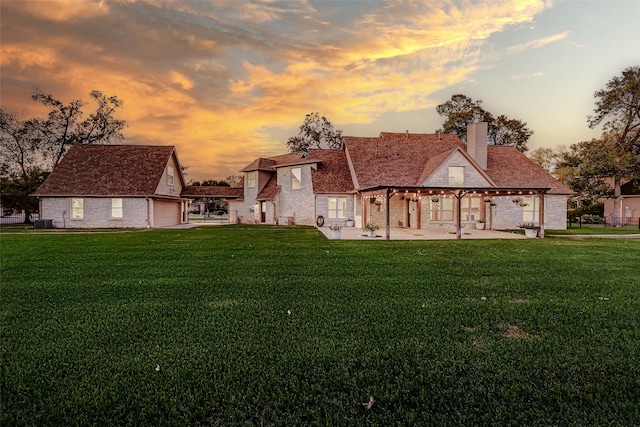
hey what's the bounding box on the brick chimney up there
[466,122,488,169]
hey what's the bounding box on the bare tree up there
[0,90,126,222]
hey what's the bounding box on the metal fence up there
[188,210,229,224]
[568,216,639,230]
[0,212,40,229]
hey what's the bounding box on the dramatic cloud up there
[1,0,556,179]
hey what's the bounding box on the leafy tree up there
[225,175,241,187]
[436,94,533,152]
[287,112,344,153]
[0,90,125,222]
[0,167,48,220]
[492,114,533,152]
[186,179,232,215]
[436,94,492,138]
[585,65,640,219]
[556,137,620,202]
[528,147,560,173]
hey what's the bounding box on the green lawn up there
[548,226,640,235]
[2,226,639,425]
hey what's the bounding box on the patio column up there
[537,190,546,238]
[363,194,368,229]
[385,187,391,240]
[455,190,462,239]
[452,190,469,239]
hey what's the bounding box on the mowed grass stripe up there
[1,226,639,425]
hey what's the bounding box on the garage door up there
[153,200,181,227]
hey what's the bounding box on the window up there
[448,166,464,186]
[247,171,256,188]
[461,197,481,221]
[111,198,123,218]
[522,196,539,222]
[291,167,301,190]
[71,198,83,219]
[167,166,175,186]
[328,197,346,219]
[430,197,453,221]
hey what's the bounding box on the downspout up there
[362,193,367,228]
[353,193,357,225]
[271,200,277,225]
[146,197,151,228]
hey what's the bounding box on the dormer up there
[240,158,277,193]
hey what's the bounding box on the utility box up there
[34,219,54,229]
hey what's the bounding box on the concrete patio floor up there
[318,226,526,240]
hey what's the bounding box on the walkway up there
[318,226,526,240]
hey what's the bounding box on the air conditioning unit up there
[34,219,54,229]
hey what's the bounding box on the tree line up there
[289,67,639,221]
[2,66,637,223]
[529,66,639,220]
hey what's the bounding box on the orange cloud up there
[0,0,555,180]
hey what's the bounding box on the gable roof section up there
[344,133,464,189]
[417,147,496,187]
[416,148,456,185]
[256,174,279,200]
[240,158,276,172]
[485,146,572,194]
[34,144,180,196]
[345,133,571,194]
[242,149,355,196]
[308,149,354,193]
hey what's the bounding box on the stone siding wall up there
[489,195,568,230]
[421,152,491,187]
[315,195,354,227]
[41,197,149,228]
[276,165,315,225]
[545,195,568,230]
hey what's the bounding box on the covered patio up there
[357,185,552,240]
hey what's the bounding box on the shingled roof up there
[484,146,572,194]
[253,149,355,200]
[344,132,571,194]
[236,131,571,200]
[181,186,243,198]
[344,134,463,188]
[34,144,180,196]
[239,158,277,172]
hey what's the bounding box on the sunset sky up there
[1,0,638,181]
